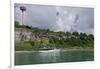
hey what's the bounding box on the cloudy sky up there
[14,3,94,34]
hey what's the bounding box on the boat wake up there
[38,49,60,53]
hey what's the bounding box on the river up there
[15,49,94,65]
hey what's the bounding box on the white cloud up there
[14,4,94,34]
[54,7,78,32]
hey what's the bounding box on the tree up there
[72,32,79,36]
[66,32,71,37]
[80,33,87,38]
[25,25,32,29]
[15,21,20,27]
[30,41,35,46]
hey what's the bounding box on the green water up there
[15,50,94,65]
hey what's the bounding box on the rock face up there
[15,28,66,42]
[15,28,35,42]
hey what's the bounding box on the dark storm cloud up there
[14,3,94,34]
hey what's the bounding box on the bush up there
[15,42,33,51]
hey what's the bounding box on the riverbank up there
[61,48,93,51]
[15,48,94,53]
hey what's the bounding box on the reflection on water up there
[38,49,61,63]
[15,49,94,65]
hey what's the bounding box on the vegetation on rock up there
[15,21,94,51]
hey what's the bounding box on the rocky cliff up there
[15,28,35,42]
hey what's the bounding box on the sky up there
[14,3,94,34]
